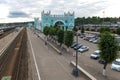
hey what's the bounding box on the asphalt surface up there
[77,36,120,80]
[27,28,87,80]
[27,28,120,80]
[62,35,120,80]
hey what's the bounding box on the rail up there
[0,27,28,80]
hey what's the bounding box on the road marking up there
[28,29,41,80]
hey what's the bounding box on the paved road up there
[27,28,86,80]
[38,33,120,80]
[75,36,120,80]
[28,28,120,80]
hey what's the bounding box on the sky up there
[0,0,120,23]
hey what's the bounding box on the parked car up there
[89,38,96,42]
[92,39,99,44]
[84,36,95,41]
[98,59,105,64]
[111,58,120,71]
[74,44,83,50]
[90,50,100,59]
[79,34,86,38]
[71,42,78,48]
[78,46,89,53]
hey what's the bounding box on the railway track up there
[0,29,15,39]
[0,27,28,80]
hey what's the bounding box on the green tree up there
[75,17,120,26]
[57,29,64,47]
[49,27,55,36]
[43,26,50,36]
[81,27,84,34]
[116,28,120,35]
[98,31,119,76]
[64,31,74,52]
[43,26,50,45]
[54,26,61,35]
[99,26,110,33]
[48,27,56,42]
[73,26,78,32]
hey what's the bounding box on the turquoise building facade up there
[34,18,39,28]
[34,18,42,30]
[41,11,74,31]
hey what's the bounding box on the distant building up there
[41,11,74,31]
[28,23,33,28]
[34,18,42,30]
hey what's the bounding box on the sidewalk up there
[28,28,89,80]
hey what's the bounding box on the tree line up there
[43,26,74,51]
[75,17,120,26]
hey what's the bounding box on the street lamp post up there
[72,32,79,77]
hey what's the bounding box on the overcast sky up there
[0,0,120,23]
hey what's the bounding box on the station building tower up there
[41,11,74,31]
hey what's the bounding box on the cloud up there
[8,11,29,18]
[2,0,109,18]
[0,0,7,4]
[72,0,108,17]
[0,4,9,18]
[1,0,119,23]
[41,0,108,17]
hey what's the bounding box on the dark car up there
[84,36,93,41]
[74,44,83,50]
[98,59,105,64]
[71,42,78,48]
[80,34,86,38]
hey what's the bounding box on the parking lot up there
[71,34,120,80]
[34,29,120,80]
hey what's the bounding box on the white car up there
[92,39,98,44]
[111,58,120,71]
[78,46,89,53]
[90,50,100,59]
[89,38,96,42]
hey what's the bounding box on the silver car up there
[78,46,89,53]
[111,58,120,71]
[90,50,100,59]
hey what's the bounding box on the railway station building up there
[34,11,75,31]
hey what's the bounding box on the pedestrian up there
[45,40,47,45]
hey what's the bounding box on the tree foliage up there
[81,27,84,34]
[43,26,50,36]
[99,32,119,63]
[49,27,56,36]
[54,26,61,35]
[64,31,74,47]
[73,26,78,32]
[98,31,119,74]
[99,26,110,33]
[75,17,120,26]
[57,29,64,45]
[116,28,120,35]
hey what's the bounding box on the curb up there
[37,33,62,55]
[70,61,97,80]
[48,42,62,55]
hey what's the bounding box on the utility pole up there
[72,31,79,77]
[102,11,105,27]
